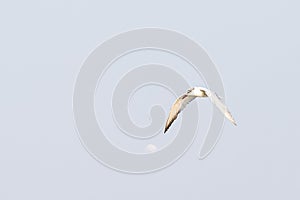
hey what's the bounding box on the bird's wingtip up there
[164,125,170,133]
[163,127,167,133]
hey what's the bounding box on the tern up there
[164,87,237,133]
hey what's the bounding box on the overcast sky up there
[1,1,299,200]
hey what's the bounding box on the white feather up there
[164,87,236,133]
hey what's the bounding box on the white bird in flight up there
[164,87,237,133]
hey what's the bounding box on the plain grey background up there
[1,0,299,199]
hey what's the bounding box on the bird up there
[164,87,237,133]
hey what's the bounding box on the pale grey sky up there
[0,0,299,199]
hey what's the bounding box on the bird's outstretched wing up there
[164,93,196,133]
[164,87,237,133]
[203,89,237,126]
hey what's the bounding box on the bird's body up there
[164,87,236,133]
